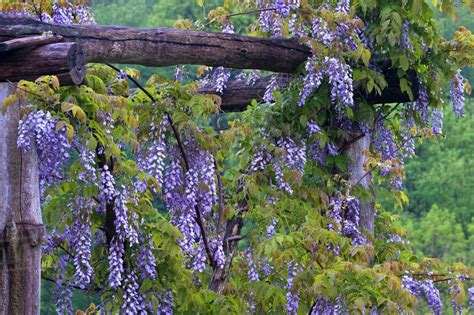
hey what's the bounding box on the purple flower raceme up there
[402,275,442,314]
[108,237,125,289]
[247,70,261,86]
[54,256,73,315]
[448,276,463,314]
[122,271,145,315]
[97,165,115,213]
[372,117,397,160]
[415,84,430,125]
[157,290,174,315]
[450,70,465,117]
[78,145,97,184]
[469,287,474,310]
[335,0,350,13]
[401,106,416,158]
[17,110,71,193]
[307,121,327,164]
[41,3,95,25]
[431,108,443,135]
[114,186,139,244]
[138,118,167,191]
[264,75,280,103]
[299,57,353,113]
[400,21,414,52]
[211,237,225,269]
[137,236,157,280]
[266,218,278,239]
[70,197,94,289]
[310,294,338,314]
[211,66,231,94]
[247,250,260,282]
[286,261,300,315]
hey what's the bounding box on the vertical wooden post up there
[346,127,375,234]
[0,83,45,315]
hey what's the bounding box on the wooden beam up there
[0,34,63,52]
[203,70,417,111]
[0,42,86,85]
[0,14,309,73]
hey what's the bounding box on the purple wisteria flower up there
[138,118,167,191]
[137,236,157,280]
[450,71,465,117]
[108,237,125,289]
[431,108,443,135]
[211,67,231,94]
[402,275,442,314]
[122,271,145,314]
[114,186,139,244]
[17,110,71,193]
[415,85,430,125]
[264,75,280,103]
[286,261,300,315]
[70,197,94,289]
[310,294,337,314]
[157,290,174,315]
[247,250,259,281]
[54,256,73,315]
[97,165,115,212]
[41,3,95,25]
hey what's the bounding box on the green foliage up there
[404,205,471,265]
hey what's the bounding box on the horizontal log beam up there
[202,70,418,111]
[0,42,86,85]
[0,14,309,73]
[0,34,63,52]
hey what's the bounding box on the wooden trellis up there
[0,14,418,315]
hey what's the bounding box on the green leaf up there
[2,94,17,114]
[399,55,409,71]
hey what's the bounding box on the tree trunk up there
[0,83,45,315]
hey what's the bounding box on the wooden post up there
[346,126,375,234]
[0,83,45,315]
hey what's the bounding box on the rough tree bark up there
[0,42,86,85]
[0,83,45,315]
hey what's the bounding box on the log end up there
[66,42,86,85]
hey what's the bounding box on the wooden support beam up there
[0,34,63,52]
[0,14,309,73]
[202,70,417,111]
[0,42,86,85]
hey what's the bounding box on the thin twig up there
[42,276,102,292]
[226,8,275,18]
